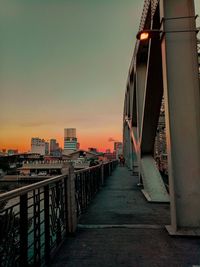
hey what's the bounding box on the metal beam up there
[136,64,147,137]
[160,0,200,235]
[139,4,161,153]
[140,156,169,202]
[140,31,163,155]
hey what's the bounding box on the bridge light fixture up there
[137,27,199,42]
[140,32,149,41]
[136,30,161,41]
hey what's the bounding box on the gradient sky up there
[0,1,199,152]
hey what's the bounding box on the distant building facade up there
[7,149,18,156]
[77,142,80,150]
[104,151,116,161]
[65,128,76,138]
[63,128,78,155]
[88,147,98,153]
[114,142,120,151]
[50,139,56,153]
[50,139,61,157]
[67,150,98,160]
[18,161,69,176]
[31,137,46,155]
[45,142,49,155]
[114,142,123,159]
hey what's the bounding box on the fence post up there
[67,165,77,233]
[101,164,104,186]
[44,185,50,264]
[108,163,111,176]
[20,193,28,267]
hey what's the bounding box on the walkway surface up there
[51,167,200,267]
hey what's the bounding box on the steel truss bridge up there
[0,0,200,266]
[123,0,200,235]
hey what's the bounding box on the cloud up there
[20,121,50,127]
[108,137,117,142]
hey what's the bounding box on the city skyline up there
[0,127,122,152]
[0,131,120,153]
[0,1,199,152]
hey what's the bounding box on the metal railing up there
[75,161,118,216]
[0,174,69,267]
[0,160,118,266]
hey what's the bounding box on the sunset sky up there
[0,1,199,152]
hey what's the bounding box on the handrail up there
[0,160,118,202]
[74,161,113,174]
[0,159,118,266]
[74,164,101,174]
[74,160,118,216]
[0,172,68,202]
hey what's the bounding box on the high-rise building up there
[63,128,78,154]
[50,139,57,153]
[64,128,76,138]
[49,139,61,156]
[45,142,49,155]
[31,137,46,155]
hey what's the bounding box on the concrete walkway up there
[51,167,200,267]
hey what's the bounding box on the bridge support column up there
[128,131,133,170]
[160,0,200,235]
[136,64,146,138]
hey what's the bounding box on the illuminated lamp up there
[136,30,161,41]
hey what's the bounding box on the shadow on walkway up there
[51,167,200,267]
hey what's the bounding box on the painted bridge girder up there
[123,0,200,235]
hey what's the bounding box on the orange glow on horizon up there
[0,133,122,153]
